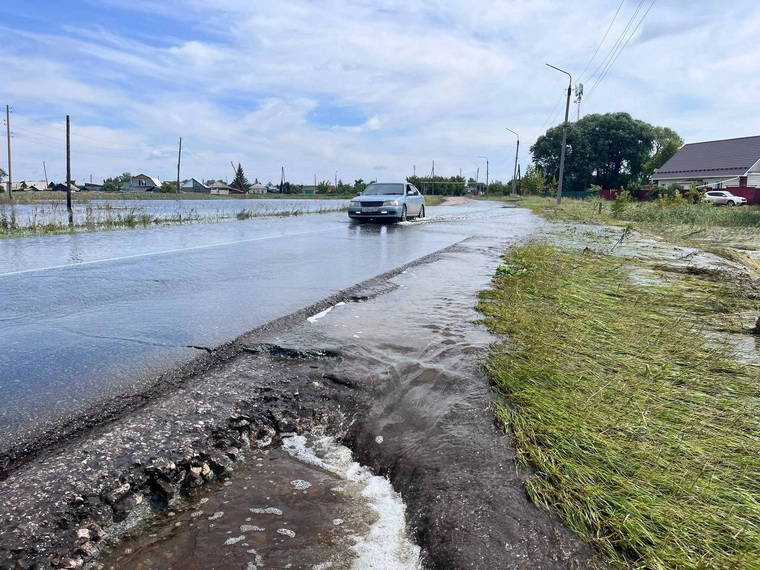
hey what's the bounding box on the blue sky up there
[2,0,759,185]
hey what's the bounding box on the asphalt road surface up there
[0,199,537,454]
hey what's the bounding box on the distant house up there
[651,135,760,190]
[208,181,230,195]
[266,182,279,193]
[182,178,210,193]
[124,174,161,192]
[25,181,51,191]
[83,181,104,191]
[52,182,80,192]
[249,183,266,194]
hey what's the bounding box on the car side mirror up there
[356,191,362,196]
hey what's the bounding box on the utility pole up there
[506,128,519,196]
[413,165,416,177]
[5,105,12,199]
[66,115,73,225]
[280,166,285,192]
[43,161,48,189]
[176,137,182,197]
[547,63,572,205]
[314,173,317,193]
[431,160,435,177]
[335,170,337,193]
[479,156,489,193]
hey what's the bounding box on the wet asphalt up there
[0,200,528,456]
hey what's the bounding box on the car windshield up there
[363,183,404,196]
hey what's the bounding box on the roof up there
[209,181,230,188]
[182,178,208,188]
[133,174,162,187]
[653,135,760,180]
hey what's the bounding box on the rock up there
[74,540,98,560]
[182,468,204,491]
[112,493,141,523]
[225,447,240,461]
[103,483,130,506]
[70,495,84,506]
[74,529,90,541]
[201,463,212,479]
[86,524,105,542]
[150,478,175,504]
[146,458,176,482]
[208,453,232,474]
[56,558,83,569]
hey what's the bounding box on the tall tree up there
[231,163,251,192]
[531,112,663,191]
[0,168,6,184]
[643,126,684,176]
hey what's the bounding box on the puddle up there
[95,435,420,570]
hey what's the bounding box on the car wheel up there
[727,200,735,207]
[400,205,407,222]
[418,205,425,219]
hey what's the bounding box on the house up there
[182,178,210,193]
[83,181,104,191]
[124,174,161,192]
[249,183,266,194]
[52,183,80,192]
[25,181,51,191]
[651,135,760,190]
[266,182,279,193]
[208,181,230,195]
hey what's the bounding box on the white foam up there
[290,479,312,490]
[249,507,283,515]
[240,525,265,533]
[208,511,224,521]
[281,435,420,569]
[224,535,245,545]
[277,528,296,537]
[308,302,346,323]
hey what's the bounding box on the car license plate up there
[362,207,379,213]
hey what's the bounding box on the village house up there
[123,174,161,192]
[182,178,210,193]
[249,182,266,194]
[208,181,230,195]
[651,135,760,194]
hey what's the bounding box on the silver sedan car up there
[348,182,426,222]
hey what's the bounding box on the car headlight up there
[383,200,399,206]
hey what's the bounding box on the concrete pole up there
[506,128,520,196]
[6,105,11,199]
[547,64,572,205]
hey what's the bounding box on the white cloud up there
[2,0,759,184]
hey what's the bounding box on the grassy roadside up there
[478,242,760,568]
[517,196,760,252]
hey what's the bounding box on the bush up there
[611,189,630,218]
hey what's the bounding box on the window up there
[138,178,147,186]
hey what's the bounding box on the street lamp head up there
[546,63,572,85]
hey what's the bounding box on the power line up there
[578,0,626,83]
[583,0,657,107]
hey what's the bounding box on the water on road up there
[0,199,525,455]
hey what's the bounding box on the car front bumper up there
[347,205,403,219]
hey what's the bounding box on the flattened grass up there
[478,243,760,568]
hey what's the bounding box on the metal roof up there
[652,135,760,180]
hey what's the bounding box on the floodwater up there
[0,200,534,457]
[0,198,349,227]
[97,435,420,570]
[83,203,587,568]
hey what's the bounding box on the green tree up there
[354,179,367,193]
[532,112,662,191]
[0,168,7,183]
[158,181,177,193]
[316,180,331,194]
[521,165,546,195]
[230,163,250,192]
[643,126,683,176]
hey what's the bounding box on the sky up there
[2,0,759,186]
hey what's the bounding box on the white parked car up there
[703,190,747,206]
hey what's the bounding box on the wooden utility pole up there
[43,161,48,189]
[6,105,12,199]
[176,137,182,197]
[66,115,73,225]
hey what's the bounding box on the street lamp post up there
[546,63,572,205]
[505,128,519,196]
[478,156,489,193]
[472,162,480,192]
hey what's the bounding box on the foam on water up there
[282,434,421,569]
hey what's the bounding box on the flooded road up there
[0,200,593,569]
[0,200,531,460]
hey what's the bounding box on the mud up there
[0,206,596,569]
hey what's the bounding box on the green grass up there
[478,242,760,569]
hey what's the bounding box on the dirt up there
[0,214,595,569]
[439,197,470,206]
